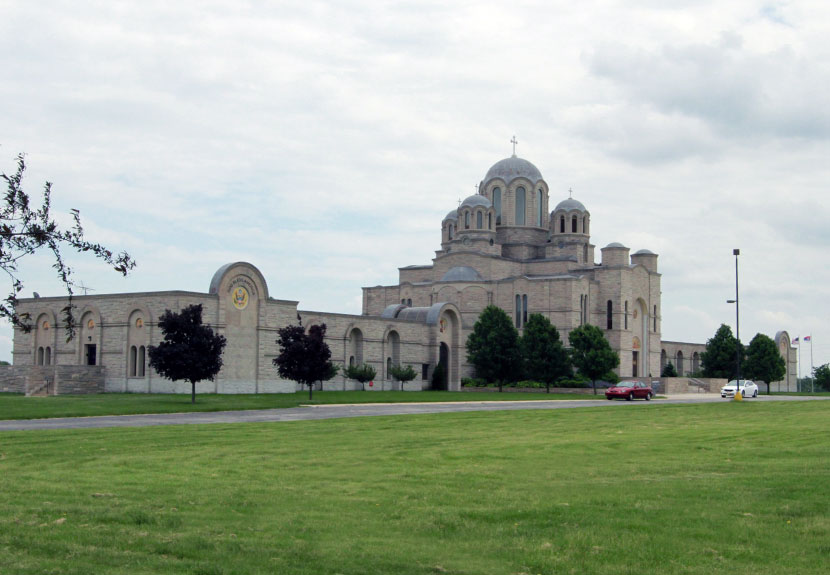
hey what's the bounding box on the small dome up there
[460,195,492,209]
[440,266,484,282]
[554,198,587,212]
[603,242,627,249]
[483,156,543,185]
[633,249,656,255]
[443,209,458,221]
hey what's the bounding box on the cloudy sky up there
[2,1,828,372]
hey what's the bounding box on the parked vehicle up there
[605,381,654,401]
[721,380,758,398]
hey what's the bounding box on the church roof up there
[440,266,484,282]
[483,156,543,185]
[603,242,628,249]
[460,195,492,209]
[633,249,656,255]
[443,209,458,221]
[553,198,587,212]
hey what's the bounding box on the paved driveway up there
[0,394,826,432]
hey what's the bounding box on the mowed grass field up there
[1,401,828,574]
[0,391,593,420]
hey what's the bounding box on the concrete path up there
[0,394,826,432]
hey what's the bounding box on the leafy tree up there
[148,304,227,404]
[274,323,338,400]
[389,364,418,390]
[431,360,447,391]
[466,305,521,391]
[700,324,744,379]
[743,333,786,395]
[519,313,571,392]
[661,361,678,377]
[812,364,830,392]
[345,363,377,391]
[1,153,135,337]
[568,324,620,395]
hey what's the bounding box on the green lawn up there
[1,401,828,574]
[0,390,595,420]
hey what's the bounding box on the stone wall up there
[0,365,105,395]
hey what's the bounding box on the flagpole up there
[810,336,814,393]
[797,338,801,391]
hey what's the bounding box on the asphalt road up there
[1,394,827,432]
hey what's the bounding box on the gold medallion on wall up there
[232,286,249,310]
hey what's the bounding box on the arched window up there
[536,189,543,226]
[448,224,454,240]
[493,188,502,224]
[692,352,700,373]
[572,215,577,233]
[129,345,137,377]
[583,216,588,234]
[348,328,364,366]
[607,300,613,330]
[515,187,526,225]
[676,351,684,376]
[487,213,492,229]
[653,305,657,331]
[515,295,521,328]
[661,349,667,373]
[522,294,528,325]
[559,215,565,233]
[624,301,628,330]
[387,357,392,378]
[465,211,470,229]
[138,346,146,377]
[37,347,44,365]
[476,211,483,229]
[583,245,588,263]
[407,298,412,306]
[44,347,51,366]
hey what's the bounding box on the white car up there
[721,380,758,398]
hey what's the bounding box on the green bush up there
[389,364,417,383]
[516,380,545,389]
[555,376,591,388]
[603,371,621,384]
[345,363,377,384]
[461,377,488,387]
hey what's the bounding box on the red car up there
[605,381,654,401]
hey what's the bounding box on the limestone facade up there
[7,153,797,393]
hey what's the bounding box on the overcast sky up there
[2,1,828,372]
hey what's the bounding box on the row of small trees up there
[150,309,421,402]
[466,305,619,394]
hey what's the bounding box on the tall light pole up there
[726,249,741,399]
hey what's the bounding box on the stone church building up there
[4,152,798,394]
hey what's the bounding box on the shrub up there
[461,377,488,387]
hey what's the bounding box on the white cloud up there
[1,1,828,369]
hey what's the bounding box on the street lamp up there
[726,249,741,400]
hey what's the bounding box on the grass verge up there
[1,401,828,574]
[0,390,596,420]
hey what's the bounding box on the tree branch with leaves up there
[1,153,135,338]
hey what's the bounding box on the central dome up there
[483,156,543,185]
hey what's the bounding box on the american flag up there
[793,337,799,345]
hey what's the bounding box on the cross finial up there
[569,187,573,199]
[474,183,479,195]
[510,135,518,157]
[458,197,462,207]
